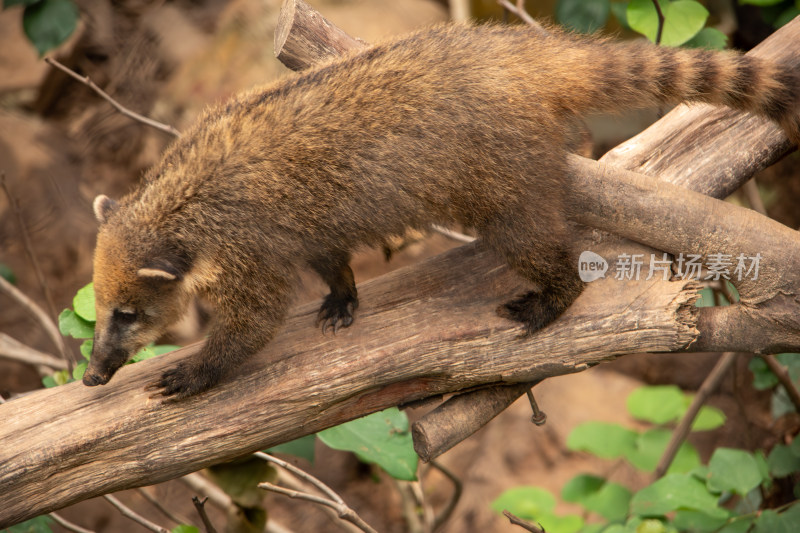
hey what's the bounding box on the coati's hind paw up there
[497,291,564,334]
[316,293,358,334]
[146,363,216,402]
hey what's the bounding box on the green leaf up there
[80,339,92,360]
[536,512,583,533]
[556,0,610,33]
[566,422,638,459]
[131,346,156,363]
[749,357,779,390]
[753,508,800,533]
[775,6,800,27]
[610,1,631,29]
[707,448,765,496]
[267,434,316,463]
[58,309,94,339]
[627,428,700,474]
[635,519,668,533]
[491,486,556,519]
[690,404,726,431]
[627,385,685,425]
[42,369,70,388]
[23,0,79,56]
[631,473,724,516]
[0,262,16,283]
[683,27,728,49]
[673,509,731,532]
[694,287,716,307]
[207,456,276,508]
[72,282,95,322]
[562,475,631,522]
[562,474,605,502]
[151,344,181,356]
[6,515,54,532]
[318,407,418,481]
[171,526,200,533]
[627,0,709,46]
[768,444,800,477]
[72,360,86,381]
[717,517,756,533]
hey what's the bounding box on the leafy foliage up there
[492,385,800,532]
[318,407,418,481]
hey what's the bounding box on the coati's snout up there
[83,346,130,386]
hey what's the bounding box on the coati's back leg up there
[481,211,584,333]
[309,251,359,333]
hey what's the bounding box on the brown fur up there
[84,23,800,399]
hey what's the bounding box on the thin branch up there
[137,487,195,529]
[255,452,378,533]
[103,494,170,533]
[655,352,738,478]
[651,0,665,45]
[0,174,70,364]
[0,333,68,371]
[49,512,94,533]
[191,497,217,533]
[0,266,69,364]
[430,460,462,532]
[43,57,181,138]
[503,510,544,532]
[430,224,475,244]
[496,0,548,35]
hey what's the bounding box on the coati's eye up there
[113,309,138,324]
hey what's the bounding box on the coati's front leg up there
[149,280,291,401]
[309,251,358,334]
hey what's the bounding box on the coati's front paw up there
[146,362,217,402]
[316,293,358,334]
[497,291,562,334]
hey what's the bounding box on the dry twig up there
[255,452,378,533]
[0,268,69,364]
[503,510,544,532]
[49,512,94,533]
[430,460,462,531]
[191,497,217,533]
[103,494,170,533]
[137,487,195,529]
[0,333,67,371]
[496,0,547,34]
[43,57,181,138]
[654,352,739,478]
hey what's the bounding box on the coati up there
[84,23,800,400]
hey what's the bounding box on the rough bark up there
[1,2,799,526]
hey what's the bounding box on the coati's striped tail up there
[545,34,800,144]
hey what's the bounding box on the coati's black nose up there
[82,372,109,386]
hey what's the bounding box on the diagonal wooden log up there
[274,0,800,460]
[1,3,799,527]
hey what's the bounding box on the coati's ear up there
[137,267,179,281]
[93,195,119,225]
[137,251,192,282]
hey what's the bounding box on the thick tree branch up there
[2,3,800,527]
